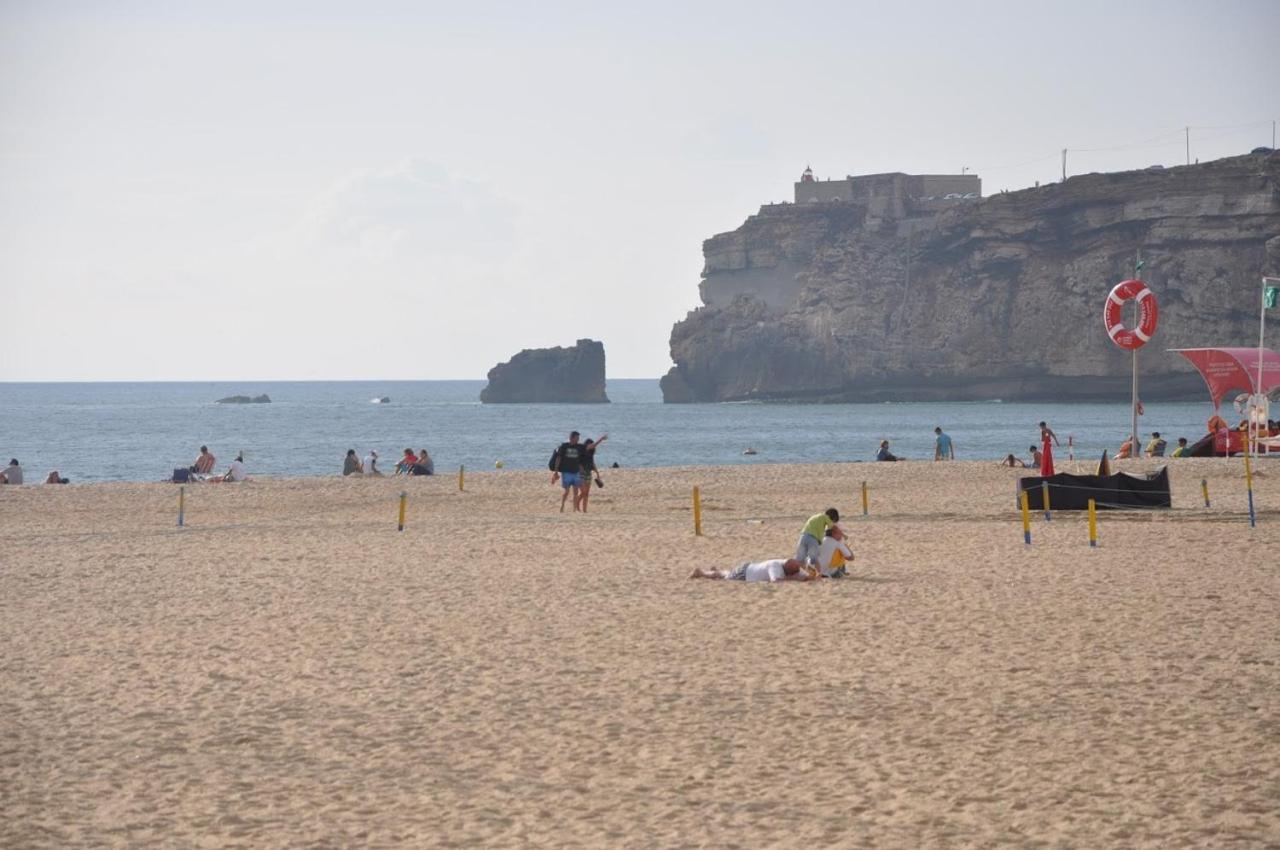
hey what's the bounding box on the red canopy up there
[1170,347,1280,409]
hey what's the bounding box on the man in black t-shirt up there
[551,430,584,512]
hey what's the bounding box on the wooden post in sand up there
[692,486,703,536]
[861,481,869,516]
[1201,478,1210,508]
[1087,498,1098,547]
[458,465,465,492]
[1020,489,1032,545]
[1243,451,1256,528]
[1041,481,1052,522]
[177,485,185,528]
[397,491,407,532]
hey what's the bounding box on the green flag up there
[1135,259,1145,274]
[1267,285,1279,310]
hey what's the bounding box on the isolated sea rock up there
[215,394,272,404]
[481,339,609,403]
[664,152,1280,402]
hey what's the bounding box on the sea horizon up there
[0,380,1235,484]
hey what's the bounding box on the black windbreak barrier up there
[1017,467,1171,510]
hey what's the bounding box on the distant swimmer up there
[743,447,758,455]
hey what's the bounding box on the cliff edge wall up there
[663,153,1280,402]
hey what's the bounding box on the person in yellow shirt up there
[795,508,839,564]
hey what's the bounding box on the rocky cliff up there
[662,153,1280,402]
[481,339,609,403]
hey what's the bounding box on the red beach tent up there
[1169,347,1280,409]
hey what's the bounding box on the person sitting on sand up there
[411,449,434,476]
[1145,432,1167,457]
[690,558,817,582]
[343,449,363,476]
[1170,437,1190,457]
[817,526,853,578]
[795,508,839,564]
[1,458,23,485]
[394,448,418,475]
[876,440,898,462]
[192,446,216,475]
[1002,453,1028,468]
[208,454,247,483]
[1114,437,1134,460]
[45,470,69,484]
[363,450,383,476]
[1029,445,1043,468]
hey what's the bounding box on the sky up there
[2,0,1278,380]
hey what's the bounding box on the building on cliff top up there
[795,166,981,219]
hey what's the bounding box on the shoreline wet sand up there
[3,459,1277,848]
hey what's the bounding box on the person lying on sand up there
[690,558,816,582]
[1002,453,1029,468]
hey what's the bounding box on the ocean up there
[0,380,1223,483]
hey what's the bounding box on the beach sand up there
[2,458,1277,848]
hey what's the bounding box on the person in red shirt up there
[395,448,418,475]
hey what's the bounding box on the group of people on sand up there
[1,458,69,485]
[549,430,608,513]
[180,446,248,483]
[691,508,855,583]
[875,427,956,462]
[341,447,434,477]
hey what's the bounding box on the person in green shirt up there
[796,508,839,564]
[1170,437,1190,457]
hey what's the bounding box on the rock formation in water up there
[481,339,609,403]
[662,152,1280,402]
[215,394,272,404]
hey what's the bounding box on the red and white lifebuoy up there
[1103,279,1158,350]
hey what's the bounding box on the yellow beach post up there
[861,481,869,516]
[1020,489,1031,546]
[1087,498,1097,547]
[1201,478,1210,508]
[1244,450,1256,528]
[397,491,407,532]
[693,486,703,536]
[458,465,465,492]
[177,485,185,528]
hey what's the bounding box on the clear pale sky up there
[2,0,1277,380]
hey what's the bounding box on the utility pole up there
[1185,126,1190,166]
[1061,149,1067,182]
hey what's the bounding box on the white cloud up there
[297,159,519,267]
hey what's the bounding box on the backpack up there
[548,449,559,471]
[172,468,191,483]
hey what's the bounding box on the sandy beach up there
[2,458,1277,848]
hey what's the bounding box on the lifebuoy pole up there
[1131,347,1139,461]
[1131,255,1141,456]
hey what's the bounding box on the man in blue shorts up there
[551,430,585,513]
